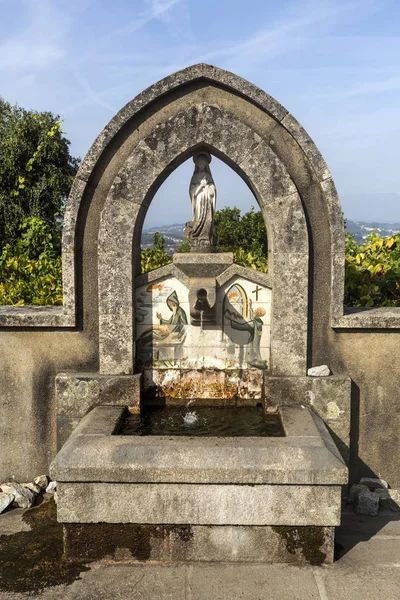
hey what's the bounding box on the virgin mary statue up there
[184,151,217,252]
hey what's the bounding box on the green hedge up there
[1,218,399,308]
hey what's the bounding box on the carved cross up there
[252,285,262,301]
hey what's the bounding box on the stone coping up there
[333,306,400,329]
[50,406,347,486]
[135,261,271,289]
[0,306,75,328]
[1,304,398,328]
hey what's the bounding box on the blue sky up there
[1,0,400,227]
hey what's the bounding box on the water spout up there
[194,289,210,312]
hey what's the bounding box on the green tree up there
[0,98,80,251]
[214,206,268,256]
[177,206,269,271]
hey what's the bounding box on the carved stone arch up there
[98,109,308,376]
[61,64,345,373]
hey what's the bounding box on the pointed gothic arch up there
[60,64,345,376]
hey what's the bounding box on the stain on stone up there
[64,523,195,561]
[0,500,90,594]
[271,525,327,565]
[172,525,193,543]
[64,523,165,562]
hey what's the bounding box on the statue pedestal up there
[173,253,233,278]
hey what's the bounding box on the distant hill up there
[141,223,185,253]
[141,220,400,251]
[346,220,400,243]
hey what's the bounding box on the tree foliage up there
[2,208,399,309]
[214,206,268,271]
[344,233,400,307]
[140,231,172,273]
[176,206,269,272]
[0,217,62,305]
[0,98,80,251]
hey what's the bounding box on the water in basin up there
[118,404,285,437]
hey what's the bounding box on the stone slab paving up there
[1,560,399,600]
[0,506,399,599]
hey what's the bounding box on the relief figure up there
[225,299,267,369]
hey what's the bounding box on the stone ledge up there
[332,307,400,329]
[0,306,75,328]
[56,373,142,418]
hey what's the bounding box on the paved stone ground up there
[0,504,399,599]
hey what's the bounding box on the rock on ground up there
[34,475,49,490]
[356,490,380,516]
[22,482,41,494]
[348,484,369,503]
[307,365,330,377]
[1,483,35,509]
[46,481,57,493]
[0,492,14,514]
[359,477,388,490]
[373,488,400,511]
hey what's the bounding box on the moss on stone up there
[271,525,327,565]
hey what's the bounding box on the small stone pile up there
[348,477,400,516]
[0,476,57,514]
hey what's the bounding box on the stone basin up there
[50,405,347,564]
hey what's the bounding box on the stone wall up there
[0,328,398,486]
[0,330,96,482]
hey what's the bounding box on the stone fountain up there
[50,65,349,565]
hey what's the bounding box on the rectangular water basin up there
[50,405,348,564]
[119,404,285,437]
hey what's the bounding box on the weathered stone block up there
[99,313,134,375]
[63,523,334,564]
[348,483,369,502]
[56,373,141,445]
[56,373,141,418]
[239,140,297,207]
[263,375,351,462]
[173,253,233,278]
[356,490,380,516]
[57,482,342,526]
[281,112,331,183]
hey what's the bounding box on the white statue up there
[184,151,217,252]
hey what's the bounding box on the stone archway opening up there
[142,152,258,250]
[98,134,308,378]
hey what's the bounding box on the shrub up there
[0,217,62,305]
[344,233,400,307]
